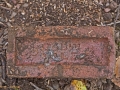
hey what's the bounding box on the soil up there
[0,0,120,90]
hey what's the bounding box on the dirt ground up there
[0,0,120,90]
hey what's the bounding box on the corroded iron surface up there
[7,26,115,78]
[16,38,108,66]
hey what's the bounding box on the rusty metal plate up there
[7,26,115,78]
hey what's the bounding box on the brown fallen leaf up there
[112,56,120,87]
[115,56,120,78]
[112,77,120,87]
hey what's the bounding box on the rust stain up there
[7,26,115,78]
[15,38,109,66]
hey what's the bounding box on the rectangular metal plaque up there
[7,26,115,78]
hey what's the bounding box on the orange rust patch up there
[7,26,115,78]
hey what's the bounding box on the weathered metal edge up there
[6,26,115,79]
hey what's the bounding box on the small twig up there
[0,86,20,89]
[100,22,105,26]
[31,21,42,23]
[93,0,104,9]
[30,82,43,90]
[2,0,12,8]
[47,85,54,90]
[0,5,11,11]
[0,54,6,81]
[107,21,120,25]
[1,78,7,85]
[0,22,7,27]
[114,4,120,28]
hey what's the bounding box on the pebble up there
[3,42,8,49]
[3,29,8,35]
[104,8,111,12]
[0,29,3,37]
[103,12,113,22]
[109,1,118,10]
[52,80,60,90]
[21,10,25,15]
[11,11,17,18]
[22,3,29,8]
[116,31,120,39]
[64,85,75,90]
[6,22,13,27]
